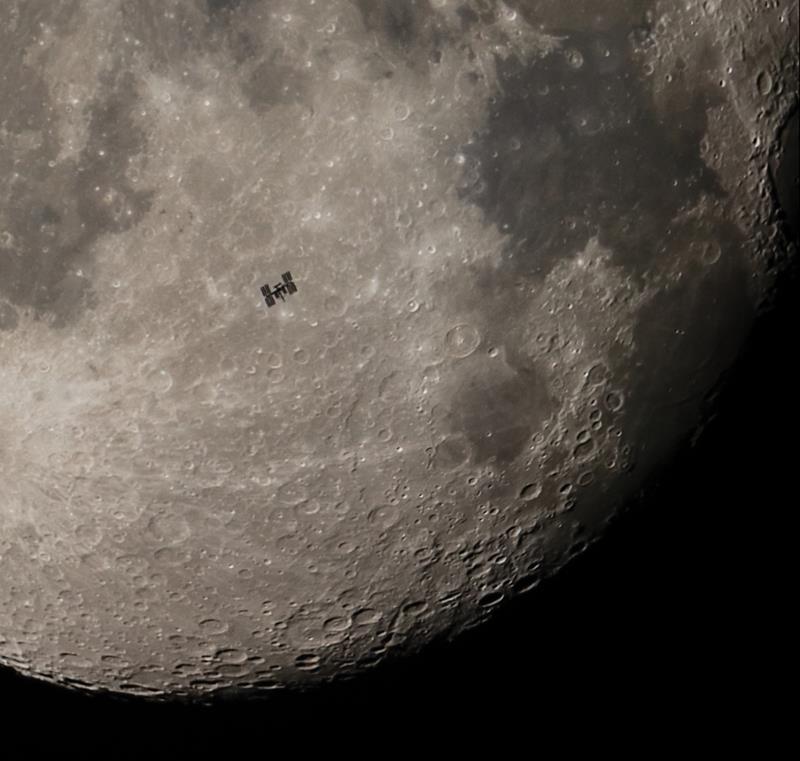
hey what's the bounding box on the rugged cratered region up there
[0,1,797,699]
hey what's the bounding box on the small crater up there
[445,323,481,358]
[519,483,542,501]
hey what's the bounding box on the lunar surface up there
[0,1,797,699]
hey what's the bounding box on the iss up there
[260,271,298,307]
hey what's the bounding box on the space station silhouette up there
[260,271,298,307]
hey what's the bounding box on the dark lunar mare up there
[0,9,154,330]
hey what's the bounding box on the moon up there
[0,1,797,699]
